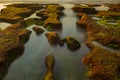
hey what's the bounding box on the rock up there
[58,39,65,47]
[42,53,55,80]
[17,29,32,44]
[82,47,120,80]
[0,4,43,24]
[32,26,44,35]
[43,17,62,31]
[45,53,55,70]
[0,6,33,23]
[76,13,88,28]
[36,4,64,31]
[0,28,31,79]
[45,32,60,46]
[64,36,81,51]
[72,4,97,14]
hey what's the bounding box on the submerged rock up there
[32,26,44,35]
[45,32,60,46]
[42,53,55,80]
[64,36,81,51]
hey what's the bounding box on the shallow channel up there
[4,4,89,80]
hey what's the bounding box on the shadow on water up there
[4,3,90,80]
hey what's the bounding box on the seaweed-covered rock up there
[76,13,88,28]
[82,47,120,80]
[64,36,81,51]
[42,53,55,80]
[45,53,55,70]
[0,28,31,79]
[0,7,33,23]
[72,4,97,14]
[32,26,44,35]
[58,39,65,47]
[36,4,64,31]
[45,32,60,46]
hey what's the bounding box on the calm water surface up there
[3,4,89,80]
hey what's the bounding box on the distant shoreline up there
[0,1,120,4]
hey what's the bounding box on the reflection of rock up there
[42,53,55,80]
[72,4,97,14]
[45,32,60,46]
[82,46,120,80]
[0,27,31,79]
[32,26,44,35]
[65,36,81,51]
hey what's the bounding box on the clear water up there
[4,3,90,80]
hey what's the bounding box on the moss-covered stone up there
[0,3,43,24]
[36,4,64,31]
[0,7,33,23]
[45,32,60,46]
[64,36,81,51]
[82,47,120,80]
[42,53,55,80]
[32,26,44,35]
[0,27,31,79]
[72,4,97,14]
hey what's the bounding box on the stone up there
[32,26,44,35]
[64,36,81,51]
[45,32,60,46]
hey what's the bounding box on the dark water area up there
[3,3,90,80]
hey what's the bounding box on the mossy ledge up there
[42,53,55,80]
[74,4,120,80]
[36,4,64,31]
[0,24,31,79]
[0,3,43,24]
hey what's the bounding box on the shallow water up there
[4,4,89,80]
[0,22,11,30]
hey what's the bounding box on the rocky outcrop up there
[82,47,120,80]
[76,13,88,28]
[0,4,43,24]
[74,4,120,80]
[96,11,120,20]
[42,53,55,80]
[64,36,81,51]
[32,26,44,35]
[72,4,97,14]
[45,32,60,46]
[0,24,31,79]
[36,4,64,31]
[108,4,120,12]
